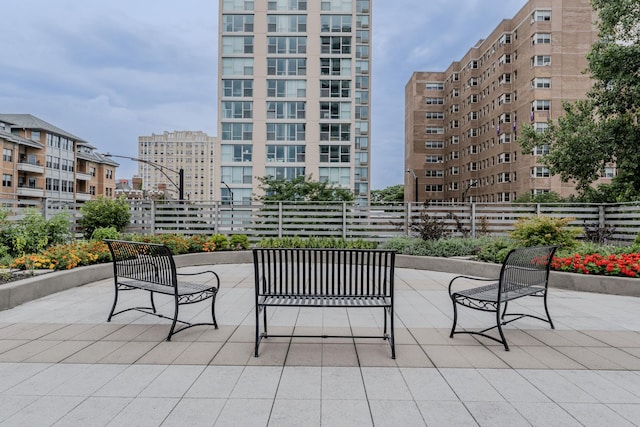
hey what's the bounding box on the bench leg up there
[150,292,157,314]
[107,285,119,322]
[543,292,555,329]
[389,306,396,359]
[255,305,263,357]
[497,305,509,351]
[449,298,459,338]
[167,296,180,341]
[211,295,219,329]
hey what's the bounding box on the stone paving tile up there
[276,366,321,400]
[607,404,640,426]
[172,341,222,365]
[392,344,433,368]
[415,401,478,426]
[61,340,128,364]
[355,343,397,367]
[400,368,458,401]
[5,363,91,396]
[455,345,511,369]
[0,323,46,339]
[196,324,236,342]
[214,398,272,426]
[321,399,372,426]
[478,368,551,403]
[108,397,180,426]
[554,346,626,370]
[0,340,30,355]
[586,347,640,370]
[54,396,132,426]
[97,341,159,364]
[49,364,127,397]
[0,395,40,424]
[490,346,550,369]
[511,402,582,426]
[321,343,359,367]
[528,329,609,347]
[557,370,640,404]
[138,365,205,398]
[162,397,226,427]
[439,368,504,402]
[284,343,322,366]
[321,367,367,401]
[465,401,531,426]
[560,402,636,426]
[369,400,426,427]
[421,345,474,368]
[583,330,640,347]
[361,367,413,401]
[0,362,51,393]
[24,340,93,363]
[518,370,598,404]
[520,345,587,370]
[184,365,244,399]
[210,342,254,366]
[248,342,288,366]
[39,323,98,340]
[230,365,282,399]
[0,340,61,362]
[94,364,166,397]
[70,323,126,341]
[136,341,191,365]
[1,395,85,426]
[2,323,66,340]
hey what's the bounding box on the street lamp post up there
[462,179,478,203]
[406,169,418,203]
[105,154,184,201]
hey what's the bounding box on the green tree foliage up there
[518,0,640,200]
[513,191,565,204]
[0,209,72,256]
[78,196,131,239]
[370,185,404,204]
[510,216,581,248]
[256,175,354,202]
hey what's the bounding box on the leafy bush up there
[230,234,250,250]
[187,235,210,253]
[11,240,111,271]
[0,209,72,256]
[510,215,580,248]
[91,226,120,241]
[78,196,131,239]
[209,234,230,250]
[131,234,191,254]
[257,236,377,249]
[381,236,494,258]
[475,238,516,263]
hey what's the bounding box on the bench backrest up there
[498,245,558,298]
[253,248,395,298]
[105,239,177,289]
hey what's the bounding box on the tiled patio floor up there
[0,264,639,425]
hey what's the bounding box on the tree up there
[518,0,640,200]
[78,196,131,239]
[256,175,354,202]
[371,185,404,204]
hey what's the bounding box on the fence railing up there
[4,199,640,244]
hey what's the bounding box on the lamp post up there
[462,179,478,203]
[221,181,234,231]
[105,154,184,201]
[406,169,418,203]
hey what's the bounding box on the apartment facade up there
[217,0,372,204]
[137,131,216,202]
[0,114,117,208]
[405,0,604,204]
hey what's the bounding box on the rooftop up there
[0,263,639,425]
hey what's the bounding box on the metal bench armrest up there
[448,275,496,296]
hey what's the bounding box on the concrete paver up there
[0,264,638,425]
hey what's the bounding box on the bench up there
[448,245,558,350]
[253,248,396,358]
[105,239,220,341]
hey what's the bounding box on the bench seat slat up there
[260,295,391,307]
[453,282,546,303]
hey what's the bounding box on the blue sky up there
[1,0,527,190]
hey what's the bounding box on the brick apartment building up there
[404,0,609,204]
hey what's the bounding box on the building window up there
[425,127,444,134]
[320,58,351,76]
[266,123,306,141]
[2,174,11,187]
[266,145,306,163]
[222,14,254,32]
[320,102,351,120]
[222,101,253,119]
[2,148,11,162]
[267,58,307,76]
[425,185,443,192]
[223,79,253,97]
[222,123,253,141]
[221,166,253,184]
[106,169,113,179]
[267,14,307,32]
[425,97,444,105]
[425,155,444,163]
[222,36,254,54]
[320,80,350,98]
[319,167,350,186]
[532,166,550,177]
[320,123,350,141]
[531,77,551,89]
[531,55,551,67]
[265,166,306,180]
[320,14,352,32]
[267,101,306,119]
[89,186,96,195]
[90,167,96,176]
[268,0,306,11]
[425,112,444,119]
[531,10,551,22]
[320,145,350,163]
[320,36,351,54]
[425,141,444,149]
[532,32,551,44]
[222,144,253,162]
[425,82,444,90]
[267,80,306,98]
[222,58,254,76]
[532,100,551,111]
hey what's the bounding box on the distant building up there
[404,0,608,204]
[216,0,372,204]
[0,114,117,208]
[137,131,217,202]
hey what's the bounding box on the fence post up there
[343,202,347,239]
[599,204,605,230]
[214,202,220,235]
[470,202,476,238]
[405,203,411,236]
[278,202,283,238]
[150,200,156,235]
[41,197,48,220]
[536,203,541,216]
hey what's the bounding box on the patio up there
[0,263,639,425]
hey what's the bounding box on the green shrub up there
[131,234,190,254]
[476,238,516,263]
[90,226,120,241]
[229,234,250,250]
[78,196,131,239]
[510,215,580,248]
[2,209,72,256]
[187,235,209,253]
[209,234,230,250]
[257,236,377,249]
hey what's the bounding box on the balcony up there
[75,192,92,201]
[16,185,44,198]
[17,161,44,174]
[75,171,93,181]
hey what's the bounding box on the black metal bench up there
[253,248,396,358]
[105,239,220,341]
[448,245,558,351]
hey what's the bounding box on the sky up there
[1,0,528,190]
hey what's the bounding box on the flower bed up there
[551,253,640,277]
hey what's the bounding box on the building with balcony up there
[216,0,372,204]
[138,131,216,202]
[405,0,605,204]
[0,114,117,208]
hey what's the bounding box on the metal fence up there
[4,199,640,244]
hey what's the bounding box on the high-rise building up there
[0,114,117,207]
[405,0,606,204]
[137,131,216,202]
[217,0,372,204]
